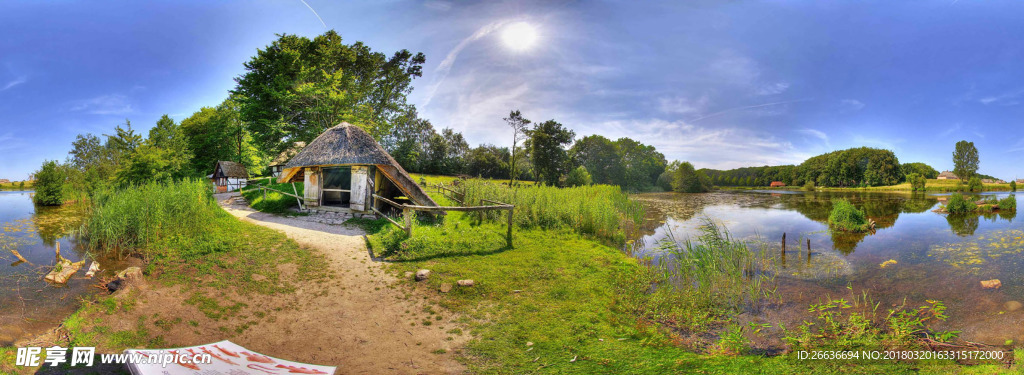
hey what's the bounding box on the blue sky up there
[2,1,1023,180]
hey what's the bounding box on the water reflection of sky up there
[633,190,1024,344]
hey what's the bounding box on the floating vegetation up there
[928,229,1024,273]
[879,259,897,268]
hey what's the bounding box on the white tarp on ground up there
[125,340,335,375]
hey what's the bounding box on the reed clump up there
[460,180,644,245]
[85,179,218,257]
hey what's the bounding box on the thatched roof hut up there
[278,122,438,213]
[211,161,249,192]
[268,142,306,177]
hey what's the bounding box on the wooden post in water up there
[781,233,786,255]
[806,238,812,263]
[55,242,60,260]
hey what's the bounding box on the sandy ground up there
[17,193,468,374]
[210,193,468,374]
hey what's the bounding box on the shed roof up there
[215,161,249,178]
[269,142,307,167]
[938,171,958,178]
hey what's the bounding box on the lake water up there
[632,190,1024,347]
[0,191,123,346]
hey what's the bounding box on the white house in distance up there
[209,161,249,193]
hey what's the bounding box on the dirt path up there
[208,193,468,374]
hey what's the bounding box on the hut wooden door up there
[321,167,351,207]
[350,166,368,212]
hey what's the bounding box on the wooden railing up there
[245,183,305,210]
[372,193,515,247]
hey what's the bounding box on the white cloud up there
[0,76,27,91]
[658,94,709,115]
[70,94,133,115]
[576,118,809,169]
[840,99,865,112]
[707,52,761,85]
[755,82,790,96]
[799,128,829,144]
[978,89,1024,106]
[421,20,509,107]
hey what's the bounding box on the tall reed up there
[655,219,777,310]
[85,179,218,257]
[460,180,645,245]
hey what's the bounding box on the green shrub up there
[564,166,593,187]
[34,160,66,206]
[999,195,1016,211]
[906,173,927,191]
[1011,180,1017,192]
[461,180,643,245]
[828,199,869,232]
[944,193,974,214]
[968,176,983,192]
[803,181,815,191]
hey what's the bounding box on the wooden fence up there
[372,185,514,247]
[244,183,305,210]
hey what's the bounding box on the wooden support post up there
[292,183,303,210]
[506,208,514,247]
[781,232,786,255]
[403,206,413,236]
[262,187,267,201]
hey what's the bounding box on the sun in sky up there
[500,21,538,51]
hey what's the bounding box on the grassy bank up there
[360,180,1018,373]
[720,179,1013,193]
[0,180,33,190]
[2,179,329,374]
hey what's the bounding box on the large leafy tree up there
[380,107,434,172]
[952,140,979,182]
[671,161,712,193]
[528,120,575,186]
[181,99,269,177]
[116,115,195,185]
[900,162,938,180]
[233,31,425,154]
[466,145,510,179]
[569,135,624,185]
[616,138,667,191]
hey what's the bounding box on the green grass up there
[0,180,33,190]
[240,178,305,214]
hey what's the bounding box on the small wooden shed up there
[770,181,785,187]
[277,122,439,214]
[211,161,249,192]
[268,142,306,178]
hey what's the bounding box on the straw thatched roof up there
[283,122,438,207]
[269,142,306,167]
[214,161,249,178]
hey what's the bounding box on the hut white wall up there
[350,166,368,212]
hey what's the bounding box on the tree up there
[34,160,65,206]
[901,162,939,179]
[504,110,531,184]
[466,145,510,179]
[528,120,575,186]
[569,135,623,185]
[116,115,196,185]
[616,138,667,192]
[380,107,434,172]
[1012,180,1017,192]
[565,166,592,187]
[181,99,269,177]
[233,31,426,153]
[953,140,979,182]
[671,161,711,193]
[967,176,983,192]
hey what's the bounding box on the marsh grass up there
[460,180,643,245]
[86,179,217,257]
[828,199,870,232]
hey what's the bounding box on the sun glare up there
[501,22,538,51]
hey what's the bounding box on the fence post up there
[403,206,413,236]
[506,207,514,247]
[262,186,267,201]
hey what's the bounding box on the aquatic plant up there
[998,194,1016,211]
[803,181,815,191]
[828,199,869,232]
[944,193,973,214]
[968,176,983,192]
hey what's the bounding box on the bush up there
[564,166,593,187]
[967,176,983,192]
[34,160,66,206]
[1012,180,1017,192]
[944,193,974,214]
[906,173,927,191]
[803,181,815,191]
[828,199,869,232]
[999,195,1016,211]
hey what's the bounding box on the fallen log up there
[44,258,85,284]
